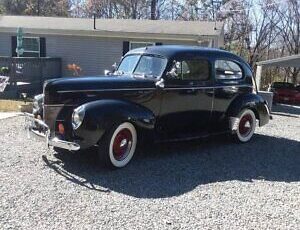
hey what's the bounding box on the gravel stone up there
[0,104,299,229]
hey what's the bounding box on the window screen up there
[215,60,243,80]
[175,59,210,81]
[21,37,40,57]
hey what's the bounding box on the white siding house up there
[0,16,224,77]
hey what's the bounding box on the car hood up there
[45,75,156,92]
[44,75,157,104]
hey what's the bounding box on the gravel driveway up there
[0,104,299,229]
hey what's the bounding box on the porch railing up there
[0,57,62,99]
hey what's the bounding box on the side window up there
[215,60,243,80]
[175,59,210,81]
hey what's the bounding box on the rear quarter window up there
[215,60,243,80]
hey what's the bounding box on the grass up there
[0,100,28,112]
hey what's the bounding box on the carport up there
[256,54,300,90]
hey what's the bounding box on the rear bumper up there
[24,113,80,151]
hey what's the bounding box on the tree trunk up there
[292,67,299,84]
[151,0,157,20]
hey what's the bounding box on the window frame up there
[214,59,244,81]
[133,54,168,78]
[129,41,155,50]
[165,58,212,86]
[22,37,40,57]
[117,53,168,78]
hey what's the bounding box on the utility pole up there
[93,11,97,30]
[211,0,223,29]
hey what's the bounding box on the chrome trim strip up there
[56,85,252,93]
[164,85,252,90]
[57,88,156,93]
[44,104,75,107]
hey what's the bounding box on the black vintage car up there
[26,45,270,168]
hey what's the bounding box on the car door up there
[211,59,249,132]
[156,57,214,139]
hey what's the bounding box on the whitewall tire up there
[98,122,137,168]
[235,109,256,143]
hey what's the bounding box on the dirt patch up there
[0,100,30,112]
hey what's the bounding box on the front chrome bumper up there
[24,113,80,151]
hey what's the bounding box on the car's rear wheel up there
[234,109,256,143]
[98,122,137,168]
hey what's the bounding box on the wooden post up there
[256,65,262,91]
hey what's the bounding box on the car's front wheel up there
[98,122,137,168]
[234,109,256,143]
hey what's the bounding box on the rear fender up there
[226,93,270,127]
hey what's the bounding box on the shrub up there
[0,67,10,75]
[67,64,82,76]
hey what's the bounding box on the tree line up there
[0,0,299,86]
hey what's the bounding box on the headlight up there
[72,105,85,130]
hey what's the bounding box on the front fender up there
[226,93,270,127]
[74,99,155,148]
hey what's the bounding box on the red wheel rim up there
[112,128,133,161]
[239,114,253,136]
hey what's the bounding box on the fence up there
[0,57,62,99]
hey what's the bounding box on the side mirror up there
[104,62,118,76]
[155,78,165,89]
[104,70,112,75]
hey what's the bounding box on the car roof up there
[126,45,246,63]
[126,45,251,70]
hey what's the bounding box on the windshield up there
[117,55,167,78]
[117,55,140,74]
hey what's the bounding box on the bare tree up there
[150,0,157,19]
[1,0,28,15]
[275,0,300,84]
[247,1,280,67]
[221,1,280,67]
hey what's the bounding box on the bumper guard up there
[24,113,80,151]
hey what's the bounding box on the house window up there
[21,37,40,57]
[129,41,155,50]
[215,60,243,80]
